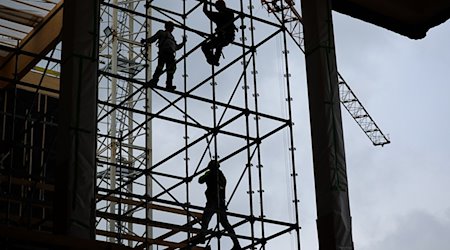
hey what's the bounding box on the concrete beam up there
[19,70,60,98]
[0,2,63,88]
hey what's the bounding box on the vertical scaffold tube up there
[145,1,154,249]
[279,1,301,249]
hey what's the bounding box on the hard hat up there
[215,0,226,9]
[208,160,220,169]
[165,21,175,29]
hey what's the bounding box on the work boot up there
[147,78,159,87]
[166,84,176,91]
[212,53,221,66]
[197,234,206,244]
[231,245,242,250]
[201,43,210,56]
[165,79,176,91]
[206,56,219,66]
[202,45,217,66]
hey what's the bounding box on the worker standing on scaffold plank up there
[141,20,186,91]
[202,0,237,66]
[198,160,242,250]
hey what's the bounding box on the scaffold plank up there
[0,225,133,250]
[0,175,54,191]
[97,194,203,219]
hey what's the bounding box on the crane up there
[261,0,390,146]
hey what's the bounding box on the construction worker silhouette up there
[198,160,241,250]
[202,0,237,66]
[141,21,186,90]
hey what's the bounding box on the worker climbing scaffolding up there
[141,20,186,90]
[198,160,242,250]
[201,0,237,66]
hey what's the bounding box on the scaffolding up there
[0,1,62,240]
[0,0,390,249]
[96,0,301,249]
[0,43,61,247]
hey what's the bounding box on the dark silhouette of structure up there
[142,21,186,90]
[1,0,448,249]
[201,0,237,66]
[198,160,241,250]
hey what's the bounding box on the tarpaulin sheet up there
[55,0,99,239]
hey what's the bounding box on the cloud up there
[359,210,450,250]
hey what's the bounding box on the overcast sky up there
[296,10,450,250]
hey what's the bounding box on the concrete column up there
[55,0,99,239]
[300,0,354,249]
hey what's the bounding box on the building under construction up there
[1,0,447,249]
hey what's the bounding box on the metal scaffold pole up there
[145,1,154,248]
[108,0,119,242]
[127,0,136,245]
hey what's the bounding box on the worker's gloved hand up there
[182,35,187,43]
[140,38,146,45]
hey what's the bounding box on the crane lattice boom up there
[261,0,390,146]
